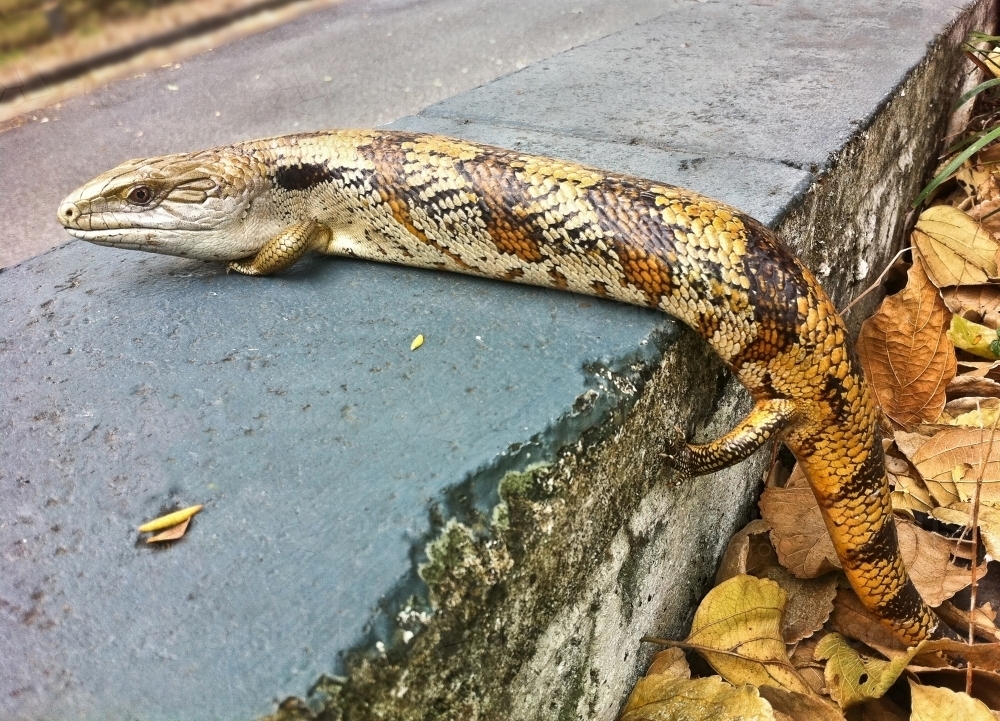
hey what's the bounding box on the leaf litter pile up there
[621,38,1000,721]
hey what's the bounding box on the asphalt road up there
[0,0,678,269]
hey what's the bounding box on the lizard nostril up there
[58,203,78,223]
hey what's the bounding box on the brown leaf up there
[829,589,907,659]
[942,285,1000,329]
[788,634,828,696]
[757,686,846,721]
[933,503,1000,559]
[756,565,837,644]
[886,451,934,513]
[858,260,956,427]
[913,639,1000,672]
[715,519,779,585]
[910,426,1000,507]
[145,517,191,543]
[948,375,1000,399]
[912,205,999,287]
[895,430,935,458]
[896,517,987,606]
[759,478,841,579]
[934,599,1000,644]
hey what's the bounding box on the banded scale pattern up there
[58,129,954,645]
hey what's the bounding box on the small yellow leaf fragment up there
[138,504,203,532]
[909,679,996,721]
[410,334,424,351]
[166,84,179,91]
[146,517,190,544]
[948,315,1000,360]
[814,632,917,708]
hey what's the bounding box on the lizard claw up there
[660,424,691,474]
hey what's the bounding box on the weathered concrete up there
[0,1,995,720]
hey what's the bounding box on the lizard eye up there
[127,185,154,205]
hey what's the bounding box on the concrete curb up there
[0,1,994,720]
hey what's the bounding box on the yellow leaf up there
[948,315,1000,360]
[410,334,424,350]
[138,504,203,532]
[912,205,999,287]
[858,260,956,427]
[909,680,996,721]
[814,633,917,708]
[686,575,814,696]
[620,675,777,721]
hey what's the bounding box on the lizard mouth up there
[64,227,156,249]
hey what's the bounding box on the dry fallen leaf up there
[146,517,191,544]
[912,205,999,287]
[947,375,1000,399]
[759,467,841,579]
[646,647,691,679]
[814,632,917,708]
[942,285,1000,329]
[620,675,776,721]
[756,685,846,721]
[886,452,934,514]
[756,565,837,644]
[858,260,956,427]
[896,516,986,605]
[685,575,814,696]
[915,667,1000,709]
[909,679,996,721]
[909,426,1000,507]
[949,315,1000,360]
[715,519,778,585]
[828,589,907,660]
[787,635,828,697]
[138,504,203,532]
[913,639,1000,672]
[936,503,1000,559]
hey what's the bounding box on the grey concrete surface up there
[1,242,669,720]
[0,0,679,269]
[0,0,989,719]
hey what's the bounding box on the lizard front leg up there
[666,398,798,477]
[228,220,331,276]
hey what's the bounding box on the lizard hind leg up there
[666,398,798,477]
[228,220,330,276]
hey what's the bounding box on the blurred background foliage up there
[0,0,182,56]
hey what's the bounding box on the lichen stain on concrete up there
[258,328,755,721]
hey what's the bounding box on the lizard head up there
[57,148,266,261]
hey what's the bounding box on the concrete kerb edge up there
[270,2,993,718]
